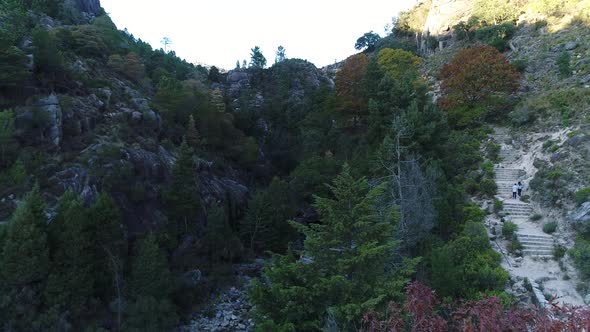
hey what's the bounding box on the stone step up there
[520,241,554,248]
[517,233,553,241]
[504,208,534,212]
[523,249,554,256]
[504,202,532,207]
[495,169,523,174]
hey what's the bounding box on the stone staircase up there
[516,233,554,258]
[494,168,524,198]
[499,149,521,163]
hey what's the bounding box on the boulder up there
[564,41,578,50]
[581,74,590,84]
[565,134,588,147]
[568,202,590,224]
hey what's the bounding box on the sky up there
[100,0,417,70]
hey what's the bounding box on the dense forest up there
[1,0,589,331]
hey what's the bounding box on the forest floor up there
[487,127,585,306]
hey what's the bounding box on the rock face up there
[423,0,474,36]
[15,94,63,149]
[64,0,102,15]
[568,202,590,224]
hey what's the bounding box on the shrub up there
[530,213,543,221]
[480,178,497,197]
[502,221,518,238]
[553,245,566,260]
[556,51,571,78]
[475,23,516,52]
[486,142,501,161]
[508,239,523,255]
[494,199,503,213]
[575,187,590,205]
[570,239,590,279]
[543,222,557,234]
[511,58,528,72]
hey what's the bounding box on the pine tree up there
[1,185,49,286]
[250,166,416,329]
[0,185,49,328]
[204,205,242,264]
[129,234,172,300]
[126,235,177,331]
[275,45,287,64]
[250,46,266,68]
[0,110,18,168]
[88,192,127,316]
[44,192,95,314]
[240,177,295,253]
[165,141,200,238]
[186,115,200,148]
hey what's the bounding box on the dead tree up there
[379,116,437,252]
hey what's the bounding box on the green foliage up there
[164,141,200,239]
[205,205,243,263]
[507,238,523,255]
[431,222,508,298]
[512,58,528,72]
[531,213,543,221]
[494,199,503,213]
[395,0,432,34]
[289,156,342,203]
[250,166,416,329]
[574,187,590,205]
[480,178,497,197]
[44,192,95,314]
[124,295,178,332]
[502,221,518,238]
[129,234,173,300]
[543,222,557,234]
[556,50,571,78]
[355,31,381,51]
[473,0,517,25]
[0,110,18,169]
[570,238,590,279]
[553,245,566,259]
[475,23,516,52]
[0,45,31,89]
[250,46,267,69]
[32,26,64,74]
[0,186,48,328]
[1,185,48,286]
[376,48,421,80]
[240,178,296,253]
[108,52,145,81]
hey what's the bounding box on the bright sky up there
[100,0,417,70]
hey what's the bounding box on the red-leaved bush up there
[361,282,590,332]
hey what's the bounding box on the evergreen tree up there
[0,185,49,328]
[240,177,296,253]
[186,115,200,148]
[129,234,172,300]
[275,45,287,64]
[0,110,18,168]
[165,141,200,238]
[44,193,95,314]
[0,46,31,89]
[88,192,127,315]
[250,46,267,69]
[126,235,177,331]
[204,205,242,264]
[32,26,64,77]
[250,166,416,330]
[1,185,48,286]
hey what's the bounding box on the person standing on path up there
[512,183,518,199]
[517,181,523,197]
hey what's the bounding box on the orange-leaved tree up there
[438,45,520,111]
[335,53,369,128]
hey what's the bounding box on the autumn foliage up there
[438,45,520,111]
[336,53,369,125]
[362,282,590,332]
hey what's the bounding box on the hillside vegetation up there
[0,0,589,331]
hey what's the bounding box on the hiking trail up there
[488,127,584,307]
